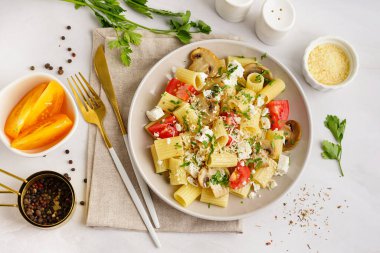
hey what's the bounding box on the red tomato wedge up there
[147,115,179,139]
[220,112,239,127]
[226,135,233,146]
[229,163,251,189]
[165,78,197,101]
[267,100,289,130]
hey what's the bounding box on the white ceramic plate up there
[128,40,312,221]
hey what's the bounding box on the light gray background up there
[0,0,379,252]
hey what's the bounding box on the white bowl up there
[302,36,359,91]
[128,39,312,221]
[0,72,79,157]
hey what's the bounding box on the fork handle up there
[122,134,160,229]
[108,147,161,248]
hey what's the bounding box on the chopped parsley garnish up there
[254,142,261,154]
[174,143,182,149]
[182,116,189,131]
[196,115,203,133]
[226,64,238,78]
[260,52,267,60]
[274,134,284,140]
[170,100,181,105]
[168,105,180,112]
[180,161,191,167]
[210,170,229,186]
[202,141,208,148]
[246,158,263,170]
[255,74,262,83]
[241,110,251,120]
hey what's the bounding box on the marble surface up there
[0,0,379,252]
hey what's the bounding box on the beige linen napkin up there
[85,28,242,232]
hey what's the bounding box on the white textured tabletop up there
[0,0,379,252]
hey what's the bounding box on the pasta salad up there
[145,47,301,208]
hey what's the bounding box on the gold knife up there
[93,45,160,229]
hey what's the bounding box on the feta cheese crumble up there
[237,141,252,160]
[146,106,165,121]
[203,89,212,98]
[166,138,171,144]
[175,123,182,132]
[256,95,265,107]
[261,107,269,116]
[261,116,271,129]
[195,126,214,143]
[276,154,290,176]
[222,60,244,86]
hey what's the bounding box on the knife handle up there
[123,134,160,229]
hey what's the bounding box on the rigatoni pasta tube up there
[230,184,251,198]
[173,103,198,131]
[175,68,206,91]
[157,92,183,113]
[228,88,256,112]
[258,79,286,104]
[252,162,276,188]
[246,73,264,93]
[240,108,262,136]
[212,118,228,148]
[207,152,237,167]
[200,188,229,208]
[174,184,202,207]
[154,136,184,160]
[169,157,187,185]
[227,56,257,66]
[266,130,284,160]
[150,144,169,173]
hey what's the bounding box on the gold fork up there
[68,73,161,248]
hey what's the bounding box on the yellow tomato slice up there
[11,114,73,150]
[4,83,48,139]
[23,80,65,129]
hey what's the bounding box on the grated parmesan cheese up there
[307,43,350,85]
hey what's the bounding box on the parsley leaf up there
[321,115,346,176]
[324,115,346,144]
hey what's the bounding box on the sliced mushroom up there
[188,48,221,77]
[283,120,301,151]
[243,63,274,81]
[198,168,210,188]
[193,94,220,125]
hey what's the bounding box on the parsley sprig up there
[321,115,346,176]
[62,0,211,66]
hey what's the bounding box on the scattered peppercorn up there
[68,47,72,52]
[80,201,85,206]
[58,69,64,75]
[71,53,76,57]
[68,59,72,63]
[68,160,73,164]
[49,66,53,70]
[30,66,35,71]
[65,149,70,154]
[23,176,73,226]
[61,36,65,40]
[67,25,71,30]
[71,168,75,172]
[59,66,63,70]
[44,63,50,69]
[83,178,87,183]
